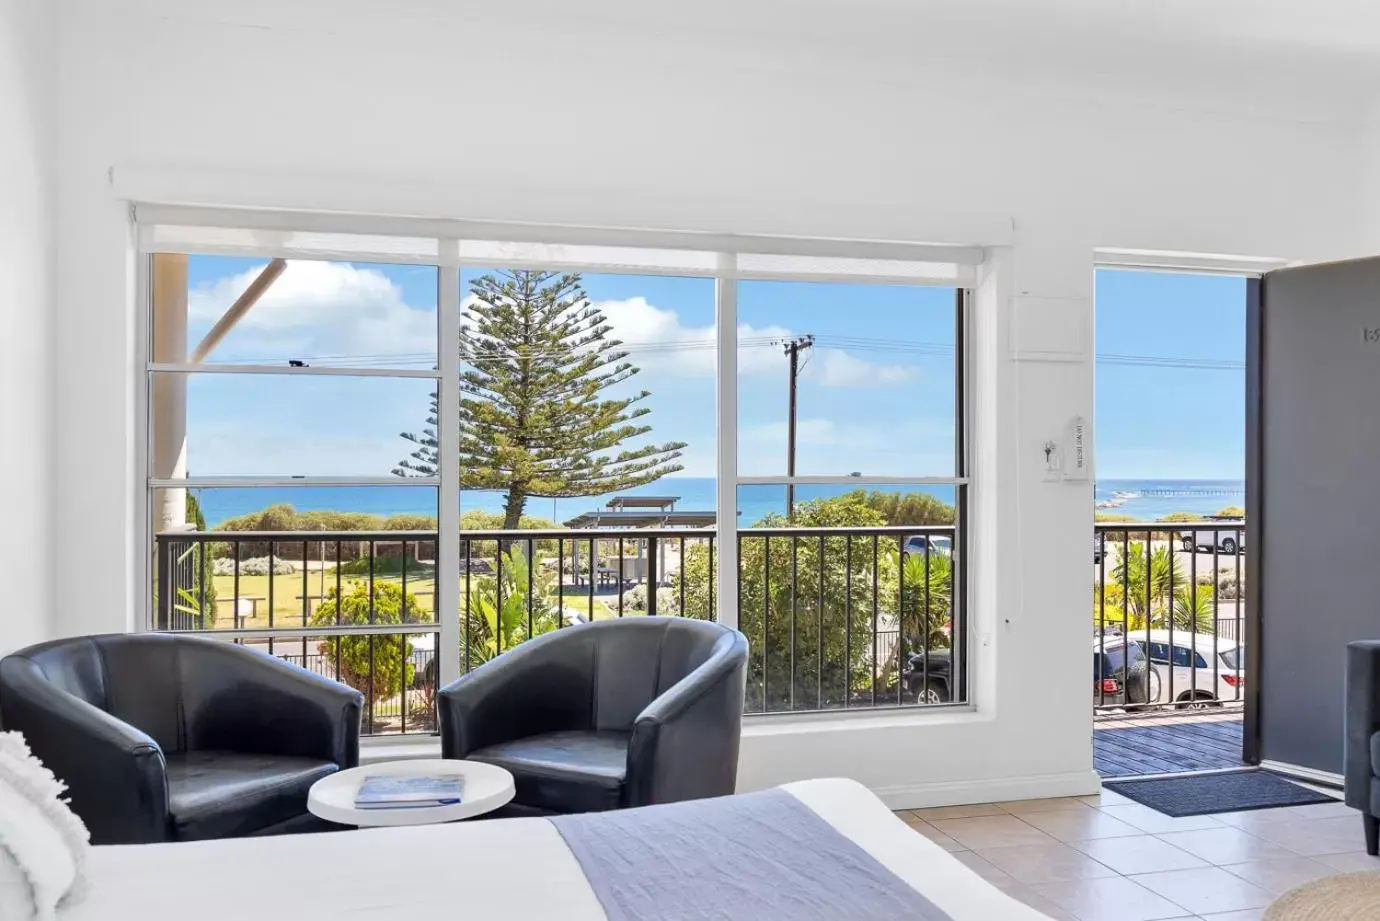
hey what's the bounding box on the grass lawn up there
[206,572,436,630]
[555,593,619,621]
[204,569,624,630]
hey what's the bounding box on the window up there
[147,253,441,734]
[141,212,974,728]
[1148,642,1208,669]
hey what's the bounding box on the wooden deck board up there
[1093,710,1244,778]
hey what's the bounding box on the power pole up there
[784,335,814,518]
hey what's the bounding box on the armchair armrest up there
[626,630,748,807]
[0,658,170,845]
[438,629,595,757]
[181,640,363,768]
[1346,640,1380,811]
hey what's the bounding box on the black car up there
[1094,637,1155,708]
[901,649,953,704]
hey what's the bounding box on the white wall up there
[0,0,55,655]
[50,0,1370,803]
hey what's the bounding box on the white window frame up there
[136,206,979,720]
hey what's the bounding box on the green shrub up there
[459,510,560,557]
[838,489,955,525]
[310,582,426,710]
[624,583,679,615]
[211,505,439,561]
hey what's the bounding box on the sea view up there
[193,477,1245,528]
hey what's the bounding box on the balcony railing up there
[155,523,962,734]
[1093,520,1246,714]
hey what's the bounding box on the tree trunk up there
[502,488,526,531]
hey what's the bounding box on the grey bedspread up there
[548,788,955,920]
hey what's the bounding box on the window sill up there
[356,705,988,764]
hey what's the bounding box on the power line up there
[205,336,1244,372]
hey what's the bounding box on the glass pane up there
[449,268,715,527]
[151,486,438,632]
[736,280,957,478]
[444,267,716,668]
[737,483,957,526]
[733,482,959,713]
[151,254,438,369]
[150,372,437,479]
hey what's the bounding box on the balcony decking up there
[1093,707,1244,778]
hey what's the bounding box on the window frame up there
[137,211,977,718]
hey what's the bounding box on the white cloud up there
[804,348,918,388]
[588,297,917,386]
[187,261,437,366]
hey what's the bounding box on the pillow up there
[0,732,90,921]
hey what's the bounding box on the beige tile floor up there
[895,787,1373,921]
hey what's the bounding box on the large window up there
[142,215,973,730]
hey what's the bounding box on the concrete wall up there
[0,0,55,655]
[49,0,1370,804]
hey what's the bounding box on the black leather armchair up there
[1346,640,1380,854]
[439,617,748,815]
[0,633,363,844]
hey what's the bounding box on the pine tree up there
[396,270,686,528]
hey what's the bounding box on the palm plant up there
[898,550,953,652]
[1099,541,1216,634]
[1111,543,1175,625]
[1169,584,1216,633]
[461,549,561,668]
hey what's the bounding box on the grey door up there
[1255,257,1380,775]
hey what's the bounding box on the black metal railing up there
[155,522,963,732]
[1093,520,1246,714]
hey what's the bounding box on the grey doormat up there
[1105,770,1337,817]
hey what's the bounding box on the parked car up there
[1180,525,1245,554]
[1093,635,1155,708]
[903,535,953,556]
[901,648,953,704]
[1141,629,1244,707]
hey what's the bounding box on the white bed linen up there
[67,778,1053,920]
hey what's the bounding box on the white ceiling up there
[79,0,1380,118]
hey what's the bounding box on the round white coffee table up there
[308,759,515,827]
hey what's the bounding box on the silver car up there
[1180,525,1245,555]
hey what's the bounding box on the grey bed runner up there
[548,788,955,920]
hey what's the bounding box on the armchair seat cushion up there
[470,730,629,814]
[167,751,338,841]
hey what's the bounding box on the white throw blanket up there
[0,733,91,921]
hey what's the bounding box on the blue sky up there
[1094,269,1246,479]
[171,258,1245,487]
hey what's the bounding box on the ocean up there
[1093,478,1245,520]
[193,477,1245,527]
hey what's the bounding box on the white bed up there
[67,779,1053,920]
